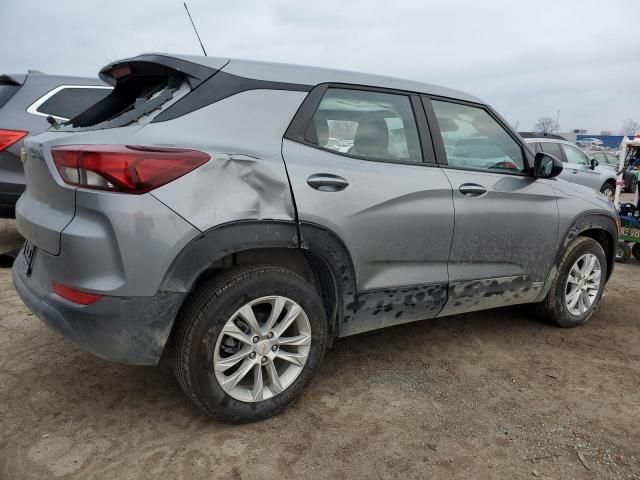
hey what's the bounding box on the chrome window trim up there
[26,84,113,120]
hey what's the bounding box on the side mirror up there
[590,158,599,169]
[534,152,563,179]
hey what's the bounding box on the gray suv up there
[0,71,110,217]
[12,54,619,422]
[522,135,617,201]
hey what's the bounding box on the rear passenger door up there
[283,85,454,334]
[423,98,559,316]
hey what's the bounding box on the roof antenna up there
[183,2,208,56]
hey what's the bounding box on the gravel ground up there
[1,215,639,480]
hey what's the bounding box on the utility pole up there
[555,110,560,132]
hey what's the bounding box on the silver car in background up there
[524,136,617,200]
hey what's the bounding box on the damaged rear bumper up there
[12,250,184,366]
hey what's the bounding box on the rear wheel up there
[616,242,632,263]
[632,243,640,262]
[537,237,607,327]
[174,265,327,422]
[600,183,615,202]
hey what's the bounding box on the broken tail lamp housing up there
[51,145,210,194]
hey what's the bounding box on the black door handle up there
[307,174,349,192]
[459,183,487,197]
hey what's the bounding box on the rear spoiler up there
[99,53,229,89]
[0,74,26,86]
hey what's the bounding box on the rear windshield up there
[36,87,111,119]
[60,71,188,131]
[0,84,20,109]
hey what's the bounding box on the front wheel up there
[617,242,632,263]
[600,183,615,202]
[174,265,327,422]
[632,243,640,262]
[537,237,607,327]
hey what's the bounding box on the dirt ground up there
[1,215,639,480]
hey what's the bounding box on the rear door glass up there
[540,141,564,161]
[528,141,541,153]
[305,88,422,163]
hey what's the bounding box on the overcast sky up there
[2,0,639,133]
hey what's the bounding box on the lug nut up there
[267,332,274,339]
[261,357,268,364]
[252,336,259,343]
[271,345,278,351]
[249,352,256,359]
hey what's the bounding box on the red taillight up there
[0,129,28,151]
[50,145,210,194]
[52,282,103,305]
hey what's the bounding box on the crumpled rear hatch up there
[16,54,228,255]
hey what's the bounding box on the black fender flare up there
[536,212,618,302]
[298,222,357,336]
[558,212,618,278]
[159,220,300,293]
[159,220,357,336]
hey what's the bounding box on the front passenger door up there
[424,98,559,316]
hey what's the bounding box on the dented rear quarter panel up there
[146,90,307,230]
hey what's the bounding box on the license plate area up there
[23,240,37,276]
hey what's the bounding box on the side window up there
[430,100,525,173]
[540,141,564,161]
[605,153,619,165]
[528,141,541,153]
[33,87,111,120]
[305,88,422,163]
[561,144,590,165]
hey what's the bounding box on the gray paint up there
[149,90,304,230]
[341,283,448,336]
[13,251,182,365]
[439,275,543,317]
[441,169,559,283]
[283,140,455,290]
[167,53,484,103]
[12,53,620,366]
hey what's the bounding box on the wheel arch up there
[557,213,618,281]
[159,220,356,343]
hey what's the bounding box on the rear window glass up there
[540,141,564,161]
[36,87,111,119]
[61,72,188,131]
[0,84,20,109]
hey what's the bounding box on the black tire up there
[174,265,327,423]
[537,237,607,327]
[600,183,615,202]
[616,242,632,263]
[632,243,640,262]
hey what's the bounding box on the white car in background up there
[576,138,604,149]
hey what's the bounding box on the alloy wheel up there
[564,253,601,316]
[213,296,311,402]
